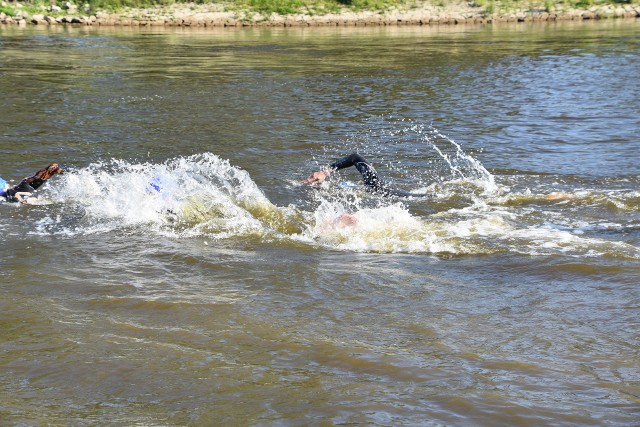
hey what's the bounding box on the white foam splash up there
[26,150,638,259]
[425,125,498,195]
[43,153,297,239]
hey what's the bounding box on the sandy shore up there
[1,0,639,27]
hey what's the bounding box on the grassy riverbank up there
[1,0,639,26]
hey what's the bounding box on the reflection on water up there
[1,21,639,425]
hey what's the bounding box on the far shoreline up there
[1,0,639,28]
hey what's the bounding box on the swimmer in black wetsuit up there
[304,153,424,197]
[1,163,64,204]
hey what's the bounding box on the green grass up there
[0,0,413,16]
[472,0,638,15]
[2,0,638,17]
[241,0,307,14]
[235,0,407,15]
[472,0,495,14]
[86,0,177,12]
[0,4,17,16]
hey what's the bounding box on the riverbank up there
[1,0,639,27]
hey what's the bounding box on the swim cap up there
[0,177,7,190]
[149,176,162,192]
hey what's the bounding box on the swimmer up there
[304,153,426,198]
[1,163,64,204]
[319,213,359,233]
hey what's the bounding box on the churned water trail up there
[27,134,639,259]
[1,22,639,426]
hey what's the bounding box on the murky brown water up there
[1,21,639,425]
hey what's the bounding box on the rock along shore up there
[1,0,640,28]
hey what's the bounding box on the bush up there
[0,4,17,16]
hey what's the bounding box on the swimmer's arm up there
[303,153,369,186]
[14,192,31,204]
[329,153,369,171]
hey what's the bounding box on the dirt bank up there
[1,0,640,27]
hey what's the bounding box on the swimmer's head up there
[335,213,358,228]
[35,163,64,180]
[49,163,64,175]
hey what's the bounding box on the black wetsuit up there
[1,168,59,203]
[1,180,36,203]
[329,153,424,198]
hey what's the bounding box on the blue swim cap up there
[149,176,163,192]
[0,177,6,190]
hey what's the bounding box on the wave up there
[41,153,304,238]
[29,148,638,259]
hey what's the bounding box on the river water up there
[1,21,639,426]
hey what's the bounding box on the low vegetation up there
[1,0,410,14]
[1,0,638,17]
[472,0,636,14]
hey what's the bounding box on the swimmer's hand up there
[15,192,31,205]
[20,197,38,205]
[303,169,331,186]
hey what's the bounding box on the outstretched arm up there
[328,153,369,171]
[304,153,426,197]
[304,153,384,192]
[333,153,384,192]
